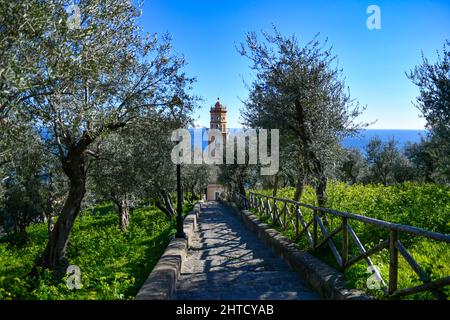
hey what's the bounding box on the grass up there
[0,203,193,300]
[249,181,450,299]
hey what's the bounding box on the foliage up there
[405,139,435,183]
[338,137,439,186]
[251,182,450,299]
[407,40,450,184]
[182,163,211,201]
[338,148,368,185]
[0,122,65,238]
[219,150,258,197]
[0,0,197,270]
[0,204,193,300]
[88,120,190,225]
[365,138,414,185]
[239,27,368,205]
[0,0,58,118]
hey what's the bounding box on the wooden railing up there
[231,191,450,299]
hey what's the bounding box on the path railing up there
[230,191,450,300]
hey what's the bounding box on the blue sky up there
[140,0,450,129]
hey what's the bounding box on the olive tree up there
[405,139,435,183]
[239,28,367,205]
[88,115,193,228]
[1,1,69,174]
[182,163,210,201]
[365,138,413,185]
[339,148,368,185]
[3,0,196,272]
[137,121,183,218]
[219,140,258,198]
[0,125,45,238]
[0,0,60,120]
[88,131,138,230]
[407,40,450,183]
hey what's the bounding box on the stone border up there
[223,201,371,300]
[135,203,201,300]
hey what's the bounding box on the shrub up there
[251,181,450,299]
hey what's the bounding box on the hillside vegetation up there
[251,181,450,299]
[0,205,189,300]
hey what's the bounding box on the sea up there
[342,129,426,151]
[190,128,427,152]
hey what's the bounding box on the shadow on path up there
[173,201,320,300]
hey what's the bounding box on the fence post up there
[389,229,399,295]
[342,217,348,268]
[312,209,318,249]
[295,205,299,240]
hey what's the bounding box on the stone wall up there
[135,203,201,300]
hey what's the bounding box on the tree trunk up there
[116,198,130,230]
[164,190,175,215]
[350,171,357,185]
[157,189,175,218]
[191,186,196,202]
[273,174,279,197]
[315,173,327,207]
[281,175,288,188]
[293,176,304,202]
[156,202,172,218]
[238,180,246,198]
[167,192,175,211]
[36,153,86,275]
[315,172,329,226]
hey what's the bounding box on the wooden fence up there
[231,191,450,300]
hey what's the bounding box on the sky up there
[139,0,450,129]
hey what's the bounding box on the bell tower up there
[210,98,227,134]
[206,98,227,201]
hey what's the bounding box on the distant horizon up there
[188,127,426,152]
[358,128,426,131]
[191,125,427,131]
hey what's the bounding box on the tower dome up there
[212,98,227,111]
[210,98,227,133]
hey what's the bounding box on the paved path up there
[173,202,320,300]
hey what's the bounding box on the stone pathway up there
[173,202,320,300]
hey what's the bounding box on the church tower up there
[206,98,227,201]
[210,98,227,134]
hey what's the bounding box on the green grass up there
[250,181,450,299]
[0,203,193,300]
